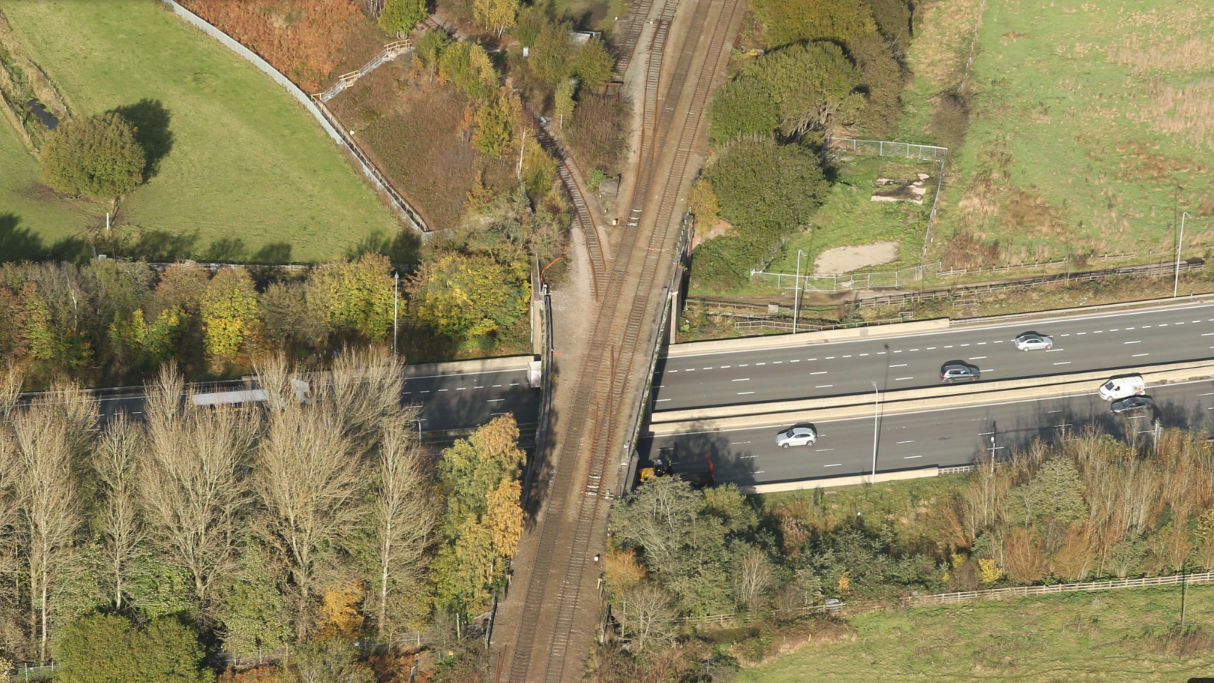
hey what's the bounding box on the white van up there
[1098,375,1145,401]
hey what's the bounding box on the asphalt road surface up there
[34,369,539,435]
[642,377,1214,487]
[652,301,1214,411]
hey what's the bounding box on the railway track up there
[610,0,656,80]
[530,117,608,299]
[500,0,745,679]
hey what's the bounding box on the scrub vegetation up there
[688,0,916,293]
[592,427,1214,679]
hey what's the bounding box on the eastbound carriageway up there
[640,296,1214,491]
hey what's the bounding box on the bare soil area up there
[814,241,899,275]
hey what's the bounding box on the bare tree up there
[140,364,256,610]
[322,347,406,451]
[256,402,366,638]
[11,401,82,663]
[92,414,144,611]
[618,584,674,653]
[369,416,433,638]
[0,363,21,421]
[734,545,773,613]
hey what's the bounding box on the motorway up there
[39,368,539,436]
[651,301,1214,411]
[642,377,1214,486]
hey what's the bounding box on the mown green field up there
[913,0,1214,265]
[739,585,1214,682]
[1,0,401,263]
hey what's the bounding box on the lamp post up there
[1175,211,1191,298]
[793,250,807,334]
[870,381,879,479]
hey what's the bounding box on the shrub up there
[41,112,145,198]
[567,93,630,175]
[57,614,212,683]
[706,138,826,234]
[379,0,426,34]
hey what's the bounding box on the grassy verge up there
[737,585,1214,682]
[919,0,1214,263]
[1,0,401,263]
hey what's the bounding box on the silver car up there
[776,425,817,448]
[1012,332,1054,351]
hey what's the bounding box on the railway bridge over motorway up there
[491,0,747,678]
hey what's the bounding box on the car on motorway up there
[1098,374,1146,400]
[1012,331,1054,351]
[1110,395,1155,416]
[776,424,817,448]
[941,361,981,383]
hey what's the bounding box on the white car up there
[776,425,817,448]
[1012,332,1054,351]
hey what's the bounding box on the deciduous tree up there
[378,0,426,34]
[40,112,145,199]
[140,364,256,609]
[200,267,259,367]
[91,414,144,611]
[408,253,529,339]
[367,418,433,637]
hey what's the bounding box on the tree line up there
[0,253,532,388]
[600,427,1214,677]
[0,351,524,674]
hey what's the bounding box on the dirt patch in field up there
[814,241,899,275]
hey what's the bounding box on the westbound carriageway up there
[640,296,1214,492]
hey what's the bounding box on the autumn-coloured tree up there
[554,79,576,129]
[473,0,518,36]
[407,253,530,339]
[473,88,520,159]
[430,416,526,617]
[200,267,260,366]
[308,254,395,342]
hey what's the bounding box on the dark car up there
[1111,395,1155,415]
[941,361,981,383]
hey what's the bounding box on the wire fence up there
[904,570,1214,608]
[751,248,1196,295]
[825,137,949,162]
[751,262,942,292]
[672,569,1213,633]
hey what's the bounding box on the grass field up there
[1,0,401,263]
[738,585,1214,682]
[912,0,1214,265]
